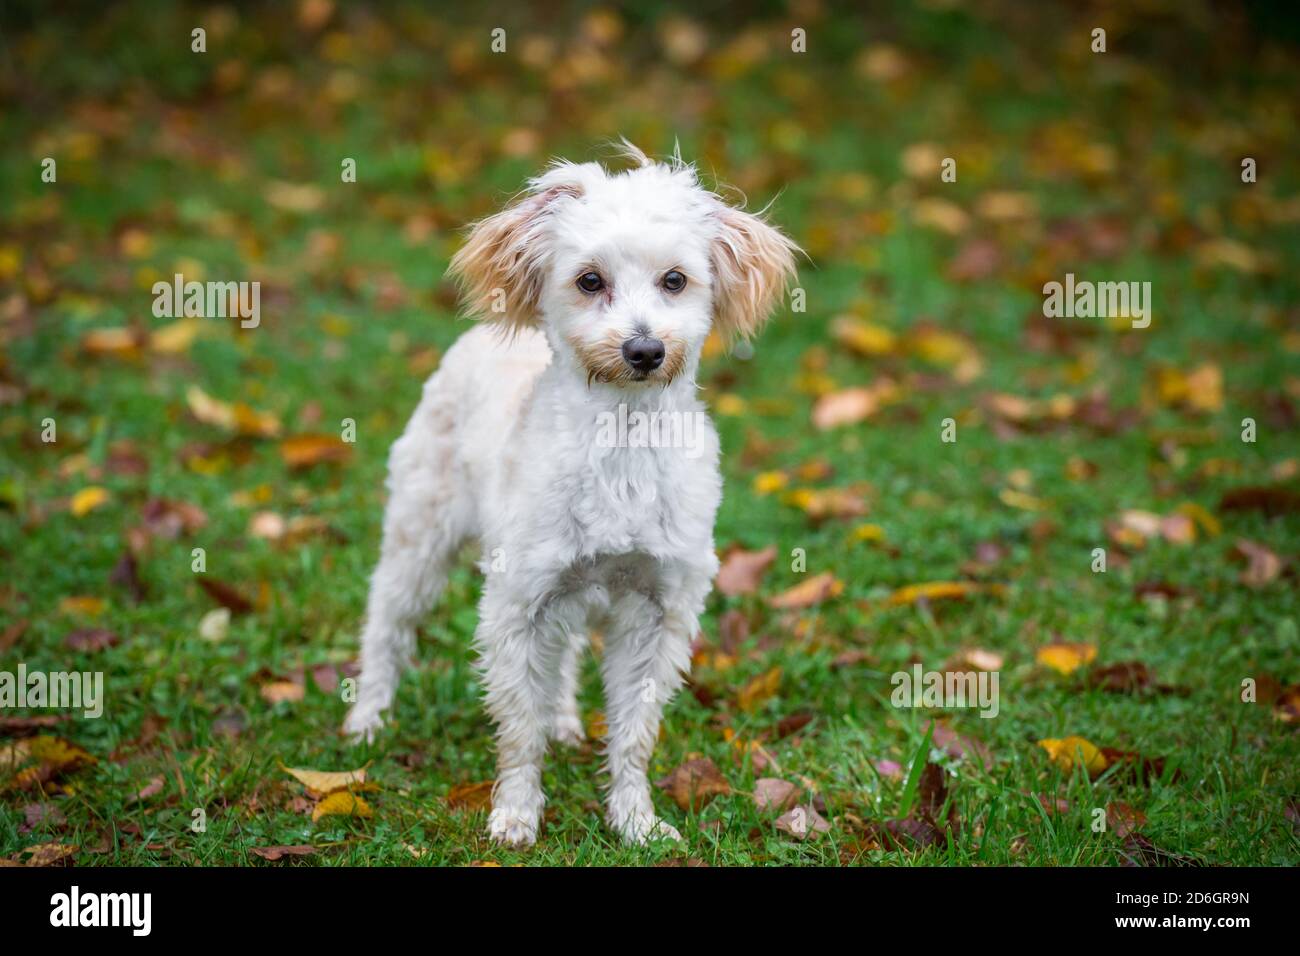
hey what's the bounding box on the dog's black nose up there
[621,336,665,373]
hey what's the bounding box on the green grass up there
[1,1,1298,866]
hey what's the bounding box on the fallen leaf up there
[885,581,995,607]
[1232,539,1283,588]
[311,790,372,821]
[768,573,843,609]
[1038,736,1108,775]
[716,545,777,596]
[736,667,782,712]
[250,844,316,861]
[1036,642,1097,675]
[1107,802,1147,839]
[753,777,801,812]
[21,842,78,867]
[280,764,368,797]
[70,486,110,517]
[186,385,281,437]
[198,578,254,615]
[260,680,304,704]
[446,780,494,811]
[775,804,830,839]
[655,757,731,811]
[64,628,119,653]
[279,434,352,470]
[1218,485,1300,517]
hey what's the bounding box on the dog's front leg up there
[600,592,694,845]
[475,586,575,847]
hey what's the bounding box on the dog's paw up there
[342,705,384,744]
[611,812,683,846]
[487,806,539,847]
[550,712,586,747]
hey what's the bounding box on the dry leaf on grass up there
[768,573,842,609]
[446,781,494,811]
[250,844,316,861]
[1036,642,1097,675]
[716,545,777,596]
[311,790,372,821]
[775,804,830,840]
[655,757,731,811]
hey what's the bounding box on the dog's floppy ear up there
[709,203,800,340]
[448,177,583,325]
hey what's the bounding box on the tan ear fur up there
[710,204,800,340]
[447,183,581,326]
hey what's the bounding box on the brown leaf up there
[21,842,78,867]
[655,757,731,811]
[446,780,494,811]
[64,628,119,653]
[250,844,316,861]
[736,667,781,712]
[108,551,146,603]
[753,777,801,812]
[1218,485,1300,517]
[716,545,777,597]
[198,578,254,615]
[1087,661,1152,694]
[1231,539,1283,588]
[1106,802,1147,839]
[775,804,830,839]
[0,619,28,654]
[279,434,353,470]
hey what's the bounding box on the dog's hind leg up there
[550,630,588,746]
[344,406,471,742]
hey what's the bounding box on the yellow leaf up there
[150,318,202,354]
[737,667,782,712]
[831,316,896,356]
[886,581,989,606]
[852,523,886,543]
[1035,642,1097,675]
[714,394,747,416]
[999,488,1046,512]
[1038,736,1108,775]
[82,327,142,357]
[1176,501,1221,538]
[280,764,368,796]
[70,487,111,517]
[752,471,788,495]
[59,596,105,617]
[311,790,372,821]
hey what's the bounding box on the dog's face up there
[449,144,798,388]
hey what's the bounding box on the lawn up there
[1,0,1297,867]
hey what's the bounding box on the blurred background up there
[0,1,1297,865]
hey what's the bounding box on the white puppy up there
[344,143,798,846]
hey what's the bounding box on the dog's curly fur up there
[344,142,799,846]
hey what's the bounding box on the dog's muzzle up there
[621,335,665,374]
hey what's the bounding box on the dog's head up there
[448,142,799,388]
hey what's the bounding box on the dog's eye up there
[577,272,604,294]
[662,270,686,293]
